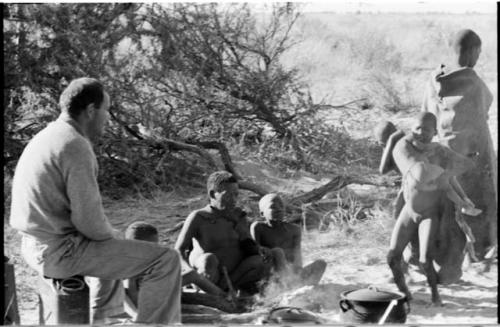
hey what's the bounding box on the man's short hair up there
[125,221,159,242]
[259,193,283,212]
[206,171,237,195]
[452,29,481,54]
[59,77,105,119]
[374,121,397,145]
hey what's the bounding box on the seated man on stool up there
[9,78,181,324]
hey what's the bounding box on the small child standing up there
[402,113,481,217]
[123,221,160,319]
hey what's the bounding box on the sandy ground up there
[4,159,497,325]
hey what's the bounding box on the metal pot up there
[339,286,410,323]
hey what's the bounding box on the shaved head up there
[414,112,437,130]
[452,29,481,54]
[451,29,482,68]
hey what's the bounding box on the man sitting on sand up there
[387,112,475,306]
[175,171,284,295]
[250,193,327,286]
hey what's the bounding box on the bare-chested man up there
[175,171,277,295]
[387,112,474,306]
[251,193,326,286]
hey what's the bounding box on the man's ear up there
[209,190,215,199]
[260,211,264,217]
[85,103,96,119]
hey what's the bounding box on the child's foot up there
[461,206,482,216]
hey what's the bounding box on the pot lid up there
[342,286,405,302]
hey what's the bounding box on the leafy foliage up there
[4,3,374,197]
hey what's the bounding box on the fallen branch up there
[162,139,219,169]
[194,140,269,196]
[181,292,246,313]
[289,175,353,205]
[109,111,219,169]
[194,141,240,178]
[312,98,368,110]
[165,221,185,234]
[238,180,268,197]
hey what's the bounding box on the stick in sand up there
[378,299,398,325]
[222,266,237,301]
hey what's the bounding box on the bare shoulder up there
[184,209,209,228]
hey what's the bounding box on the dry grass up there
[282,12,497,150]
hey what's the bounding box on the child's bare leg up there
[418,217,442,306]
[387,206,417,300]
[448,176,468,199]
[182,270,225,296]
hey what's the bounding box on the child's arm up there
[439,145,475,176]
[448,176,468,200]
[379,130,405,174]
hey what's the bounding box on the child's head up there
[259,193,285,222]
[206,171,239,211]
[125,221,159,243]
[373,121,397,145]
[411,112,437,145]
[451,29,482,68]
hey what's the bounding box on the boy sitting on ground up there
[250,193,327,286]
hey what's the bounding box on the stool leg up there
[38,294,45,325]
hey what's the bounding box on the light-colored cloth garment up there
[10,116,181,324]
[10,116,116,241]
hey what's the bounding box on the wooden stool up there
[38,275,90,325]
[4,256,20,325]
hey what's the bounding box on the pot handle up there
[339,299,352,312]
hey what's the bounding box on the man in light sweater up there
[9,77,181,324]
